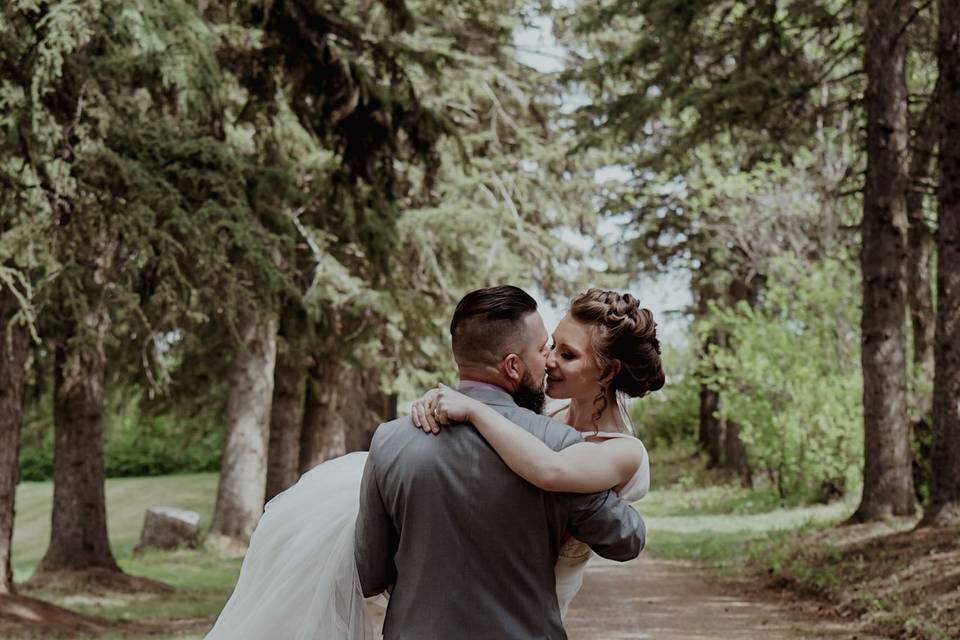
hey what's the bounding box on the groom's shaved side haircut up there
[450,286,538,366]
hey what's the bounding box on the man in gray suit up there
[355,285,645,639]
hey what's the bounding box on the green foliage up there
[102,412,222,479]
[19,391,222,481]
[631,343,700,449]
[701,257,863,501]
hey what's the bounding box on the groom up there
[355,286,645,639]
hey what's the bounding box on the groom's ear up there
[501,353,524,384]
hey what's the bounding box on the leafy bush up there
[631,347,700,450]
[19,389,222,481]
[701,257,863,501]
[19,446,54,482]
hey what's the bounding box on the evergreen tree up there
[852,0,916,521]
[923,0,960,526]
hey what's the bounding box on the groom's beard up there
[512,369,546,414]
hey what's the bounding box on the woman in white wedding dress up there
[204,288,663,639]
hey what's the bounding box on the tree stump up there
[134,508,201,553]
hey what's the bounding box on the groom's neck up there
[457,367,510,393]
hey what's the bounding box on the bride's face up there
[545,314,603,401]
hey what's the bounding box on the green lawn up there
[13,473,240,639]
[639,445,853,564]
[13,473,223,579]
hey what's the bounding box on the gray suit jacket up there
[354,384,645,639]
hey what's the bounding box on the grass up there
[13,473,237,639]
[639,444,851,565]
[13,473,222,580]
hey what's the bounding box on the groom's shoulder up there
[370,416,415,448]
[501,404,583,451]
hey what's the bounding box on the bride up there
[204,288,664,639]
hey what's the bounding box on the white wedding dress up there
[204,452,375,640]
[554,430,649,617]
[205,438,649,638]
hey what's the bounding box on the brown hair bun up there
[569,289,665,399]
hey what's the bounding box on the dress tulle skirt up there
[205,451,375,640]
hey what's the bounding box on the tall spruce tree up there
[923,0,960,526]
[852,0,916,521]
[0,295,29,595]
[8,0,289,579]
[0,0,62,594]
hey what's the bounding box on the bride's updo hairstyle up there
[569,288,665,427]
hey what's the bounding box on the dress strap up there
[589,431,636,440]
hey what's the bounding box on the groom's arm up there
[565,490,645,561]
[526,412,646,561]
[354,443,398,597]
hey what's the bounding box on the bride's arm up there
[413,385,645,493]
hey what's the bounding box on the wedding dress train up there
[204,452,374,640]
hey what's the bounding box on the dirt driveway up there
[564,555,882,640]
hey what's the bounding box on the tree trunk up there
[720,277,759,485]
[906,90,939,503]
[722,420,752,487]
[298,359,346,474]
[695,270,726,467]
[265,346,307,502]
[209,314,278,545]
[698,382,725,467]
[35,317,120,574]
[923,0,960,526]
[0,289,29,595]
[344,369,396,453]
[853,0,917,521]
[907,95,938,390]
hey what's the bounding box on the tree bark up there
[694,270,726,467]
[344,369,396,453]
[720,277,759,486]
[298,359,346,474]
[209,314,278,544]
[35,316,120,574]
[722,420,752,486]
[906,90,939,503]
[699,380,726,467]
[923,0,960,526]
[265,345,307,502]
[0,288,29,595]
[853,0,917,521]
[906,95,938,389]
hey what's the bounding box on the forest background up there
[1,0,959,638]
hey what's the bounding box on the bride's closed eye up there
[552,345,576,360]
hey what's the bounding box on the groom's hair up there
[450,286,538,366]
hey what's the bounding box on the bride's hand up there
[411,384,480,434]
[432,384,479,425]
[410,386,442,434]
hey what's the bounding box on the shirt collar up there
[457,379,518,408]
